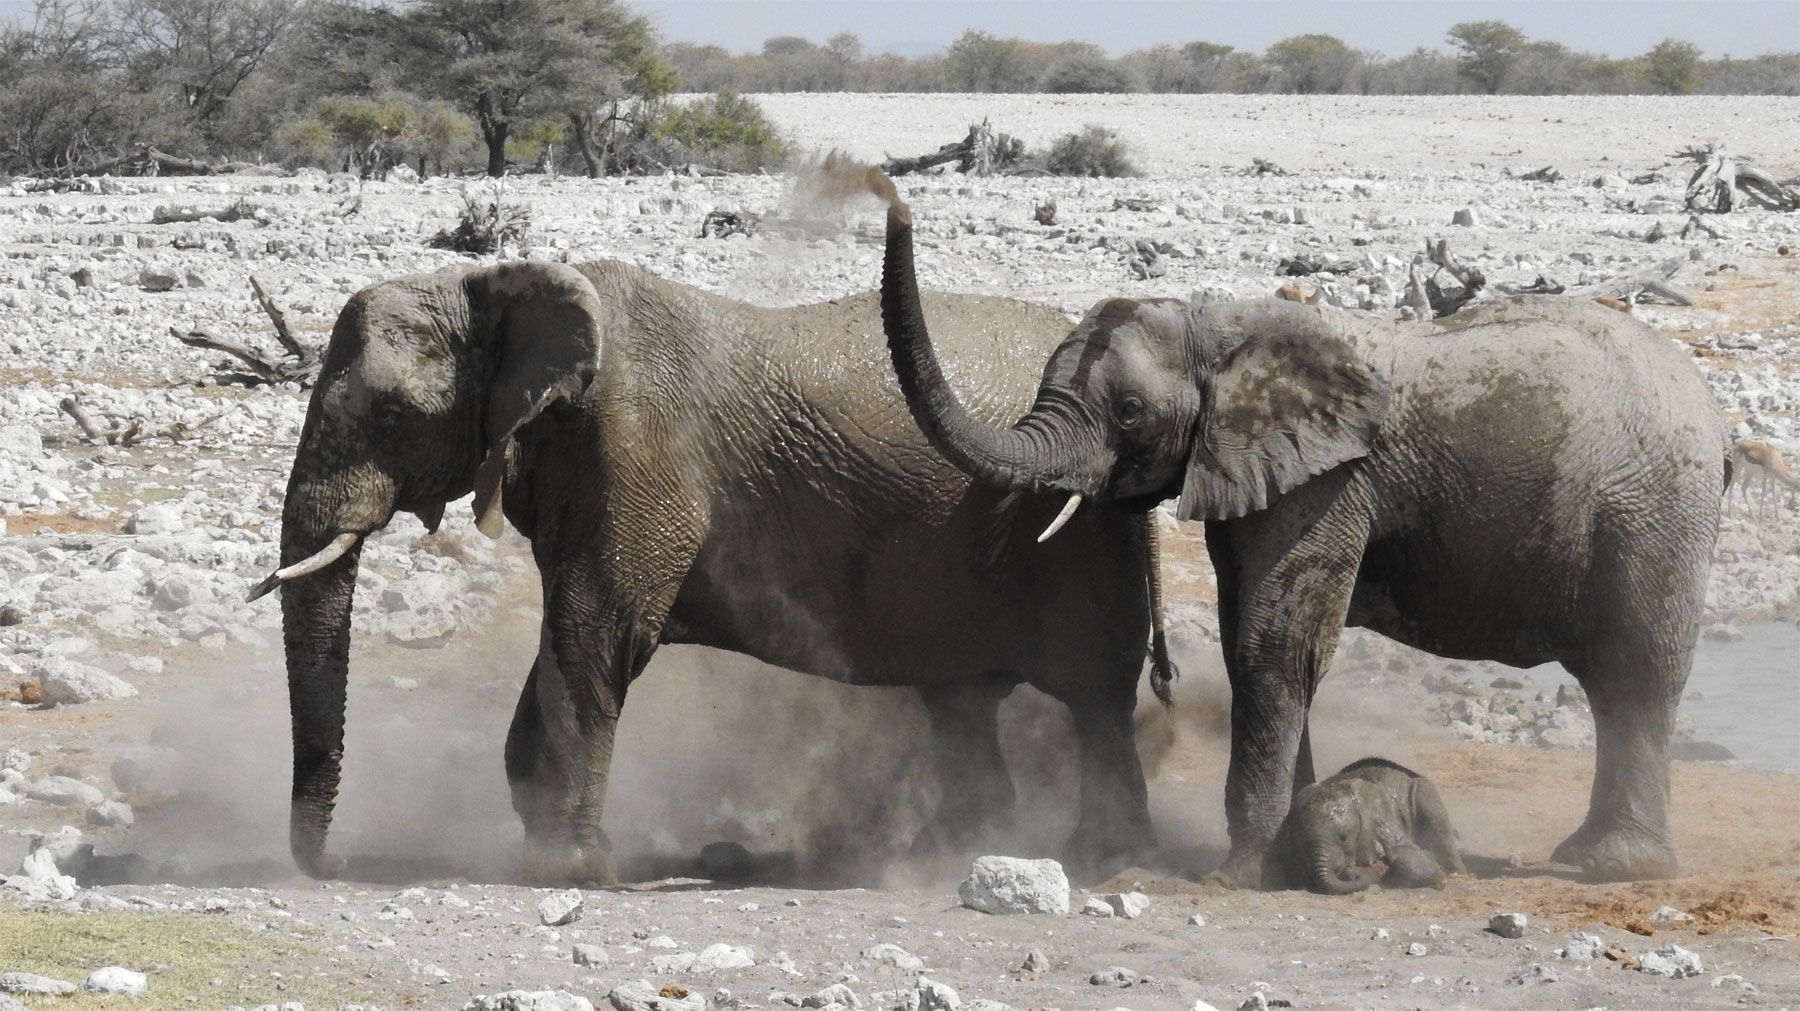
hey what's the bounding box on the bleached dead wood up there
[1413,238,1486,316]
[1678,145,1800,213]
[150,200,257,225]
[881,119,1022,177]
[167,276,320,387]
[249,275,307,360]
[1569,256,1695,307]
[58,396,181,447]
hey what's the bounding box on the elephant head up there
[251,261,606,878]
[1292,782,1381,894]
[876,184,1391,533]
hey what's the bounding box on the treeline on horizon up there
[3,0,1796,179]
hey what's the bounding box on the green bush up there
[638,92,789,172]
[1044,125,1135,177]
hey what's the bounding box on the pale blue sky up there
[2,0,1795,59]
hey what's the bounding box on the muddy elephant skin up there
[264,259,1172,883]
[1263,757,1466,894]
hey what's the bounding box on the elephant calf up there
[1263,757,1465,894]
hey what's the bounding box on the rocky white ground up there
[1,94,1798,1011]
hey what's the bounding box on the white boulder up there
[957,855,1070,915]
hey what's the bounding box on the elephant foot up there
[1061,819,1157,884]
[1551,828,1677,883]
[1204,849,1264,890]
[523,840,619,887]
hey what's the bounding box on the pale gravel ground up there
[754,93,1800,176]
[1,95,1798,1011]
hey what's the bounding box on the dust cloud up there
[101,555,1465,891]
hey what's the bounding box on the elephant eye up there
[1116,396,1147,428]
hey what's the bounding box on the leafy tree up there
[1643,37,1703,94]
[1447,20,1525,93]
[1266,33,1359,93]
[637,91,787,172]
[942,29,1030,92]
[1039,47,1138,93]
[0,0,156,171]
[109,0,301,142]
[394,0,667,177]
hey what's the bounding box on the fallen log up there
[150,199,258,225]
[881,119,1023,177]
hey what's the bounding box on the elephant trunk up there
[277,459,394,879]
[880,198,1104,495]
[1309,840,1376,895]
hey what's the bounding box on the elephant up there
[1262,757,1465,894]
[252,258,1175,883]
[866,169,1729,885]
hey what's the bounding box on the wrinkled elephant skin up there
[876,177,1728,886]
[271,259,1168,884]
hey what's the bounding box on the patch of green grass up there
[0,907,374,1009]
[137,487,187,504]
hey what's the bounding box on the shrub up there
[429,186,531,255]
[1044,125,1135,177]
[633,92,790,173]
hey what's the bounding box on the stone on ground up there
[957,855,1070,916]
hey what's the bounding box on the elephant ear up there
[1178,299,1391,521]
[463,262,609,537]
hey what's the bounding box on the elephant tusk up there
[1036,492,1083,543]
[246,532,361,602]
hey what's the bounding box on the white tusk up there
[475,483,505,540]
[246,531,361,601]
[1037,492,1084,543]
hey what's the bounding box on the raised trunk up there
[879,200,1099,494]
[1310,840,1376,894]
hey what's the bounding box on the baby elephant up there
[1263,757,1466,894]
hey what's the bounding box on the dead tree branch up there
[249,275,306,360]
[881,119,1023,177]
[166,276,321,387]
[1677,145,1800,213]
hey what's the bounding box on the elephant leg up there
[1205,486,1367,889]
[911,676,1016,859]
[1061,684,1157,879]
[508,618,631,885]
[1550,538,1700,881]
[513,520,698,884]
[1407,776,1467,876]
[1381,842,1447,889]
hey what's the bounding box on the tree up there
[1266,33,1359,94]
[1643,38,1703,94]
[1447,20,1525,94]
[396,0,666,177]
[942,29,1030,92]
[109,0,301,142]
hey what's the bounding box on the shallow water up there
[1535,622,1799,772]
[1684,622,1800,772]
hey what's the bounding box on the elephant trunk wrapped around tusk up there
[1037,492,1083,543]
[246,532,361,602]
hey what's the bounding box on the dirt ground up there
[3,539,1798,1011]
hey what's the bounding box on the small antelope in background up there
[1728,440,1800,518]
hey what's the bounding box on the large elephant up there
[870,173,1728,884]
[253,259,1172,883]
